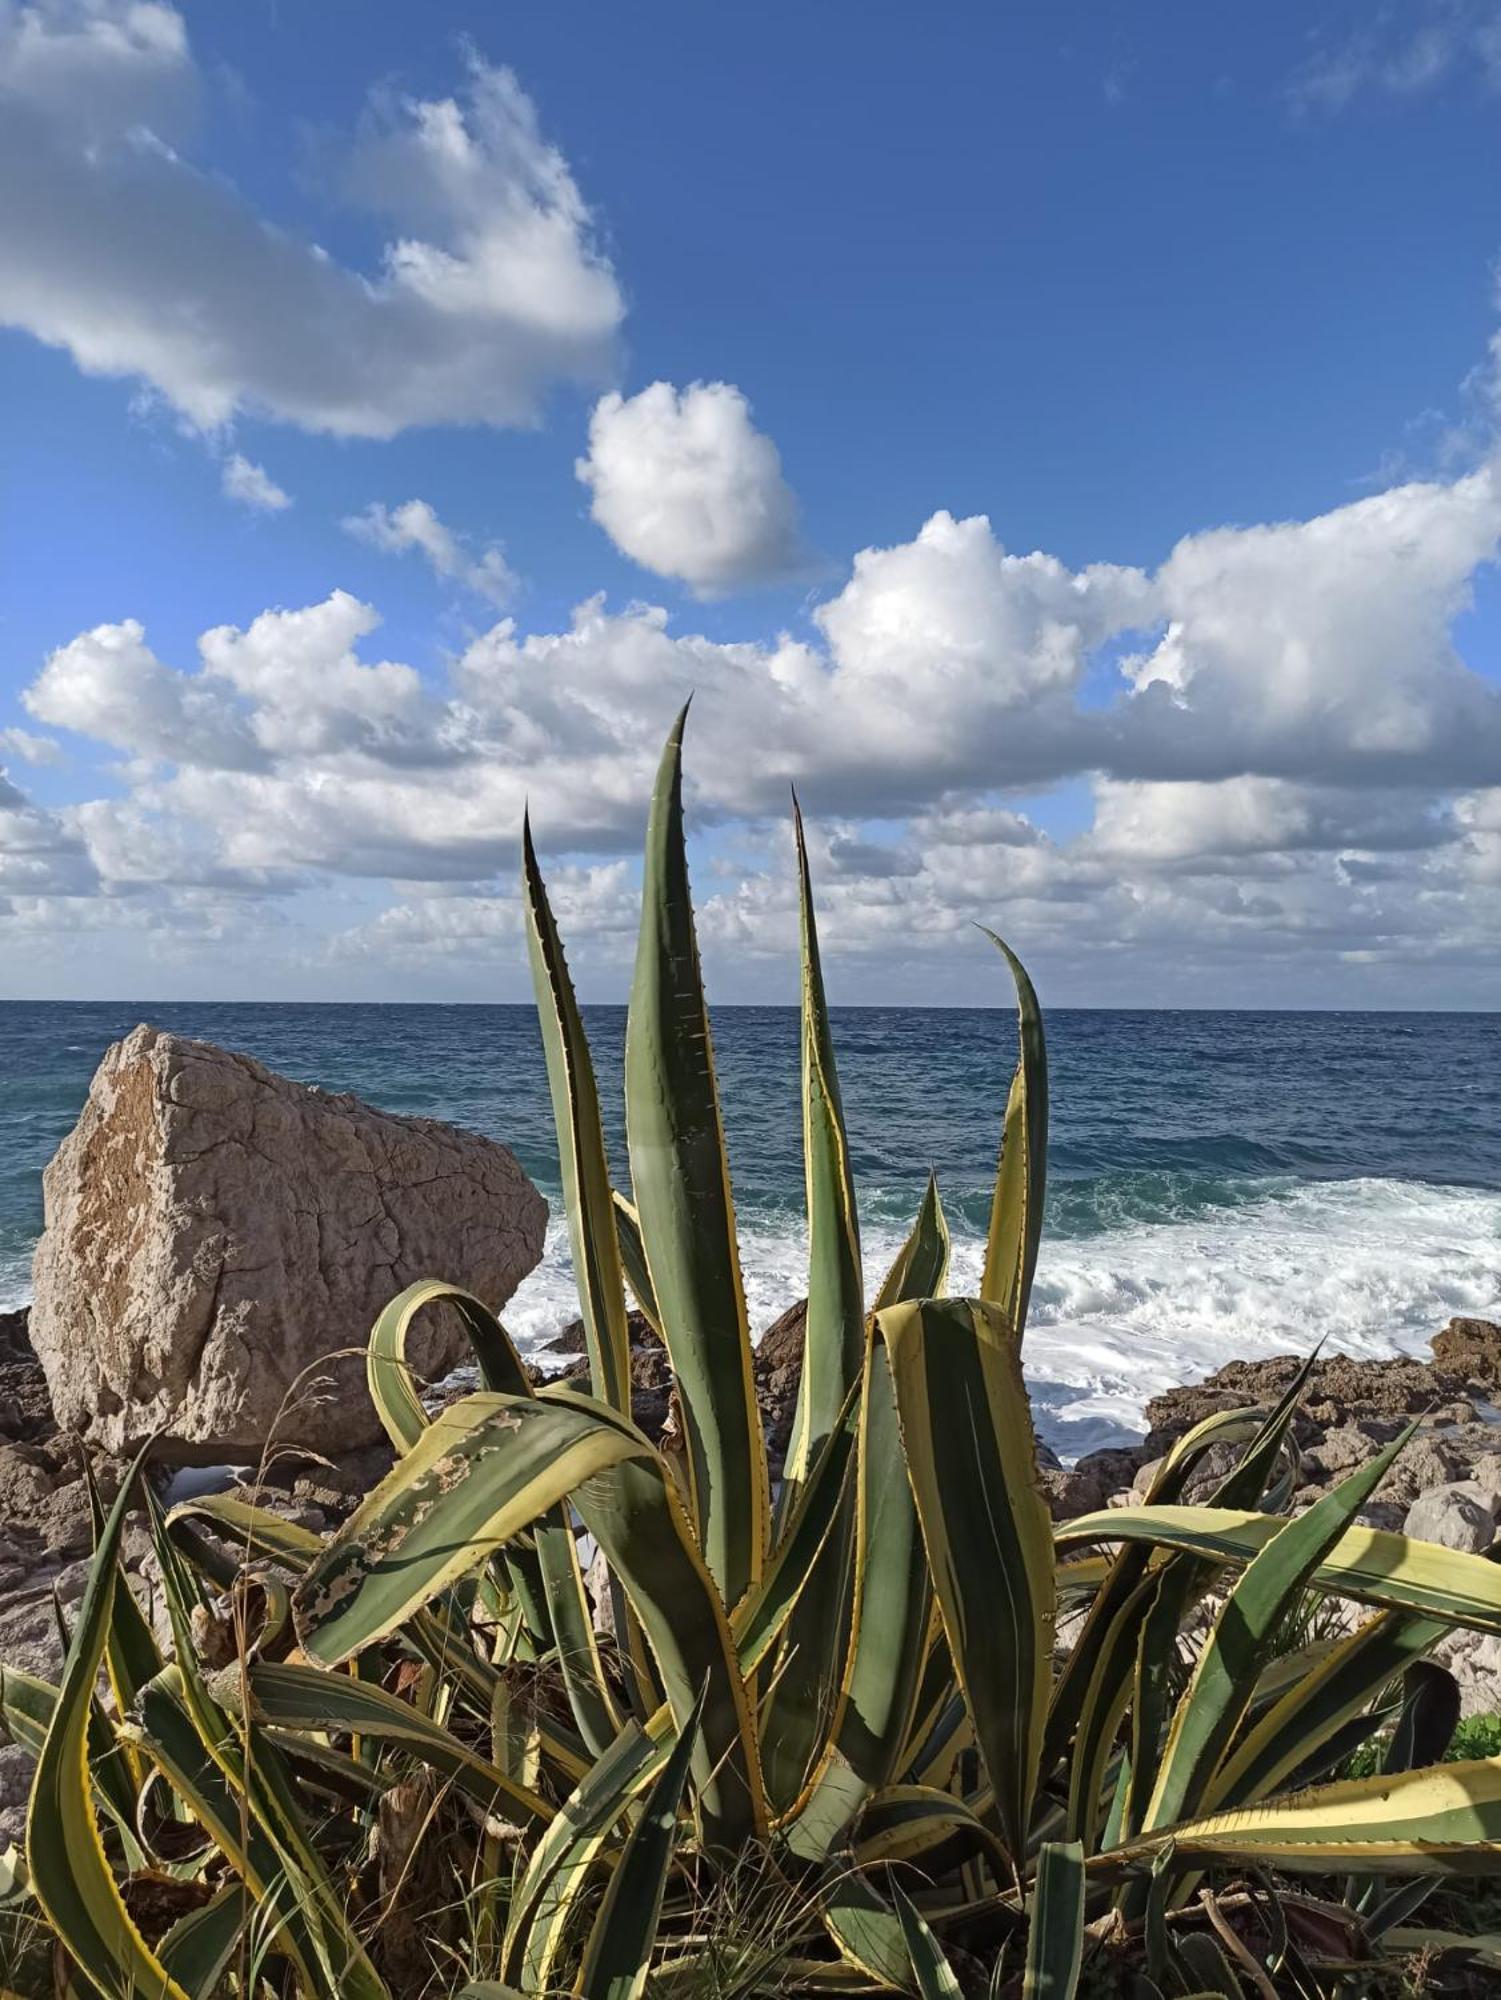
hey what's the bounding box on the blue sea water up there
[2,1003,1498,1455]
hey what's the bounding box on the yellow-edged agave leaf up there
[25,1443,186,2000]
[293,1389,764,1848]
[504,1720,663,1989]
[892,1882,964,2000]
[1209,1605,1450,1810]
[978,929,1046,1336]
[873,1172,950,1312]
[157,1883,250,1999]
[855,1784,1003,1871]
[785,1331,932,1857]
[243,1661,552,1825]
[1143,1426,1412,1833]
[0,1666,137,1841]
[880,1295,1055,1872]
[1115,1755,1501,1874]
[783,794,863,1507]
[368,1278,529,1453]
[1055,1503,1501,1633]
[524,813,633,1413]
[624,709,767,1608]
[823,1870,923,1992]
[575,1680,706,2000]
[1023,1841,1085,1999]
[611,1191,662,1336]
[129,1668,339,1997]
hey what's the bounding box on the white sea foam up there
[505,1175,1501,1459]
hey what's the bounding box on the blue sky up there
[3,0,1501,1004]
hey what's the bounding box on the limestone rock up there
[1432,1315,1501,1388]
[1403,1481,1498,1553]
[29,1026,547,1456]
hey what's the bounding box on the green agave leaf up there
[611,1191,662,1337]
[1112,1753,1501,1874]
[978,929,1047,1339]
[575,1680,706,2000]
[873,1172,950,1312]
[25,1443,184,2000]
[157,1883,249,2000]
[1023,1841,1085,2000]
[367,1277,528,1455]
[785,1331,932,1859]
[504,1720,661,1990]
[1055,1500,1501,1633]
[892,1882,964,2000]
[822,1869,920,1992]
[294,1389,763,1848]
[782,793,864,1506]
[524,813,633,1413]
[881,1295,1055,1873]
[624,707,768,1609]
[1144,1429,1416,1833]
[243,1660,552,1825]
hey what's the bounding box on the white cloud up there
[1286,4,1501,115]
[221,453,291,512]
[0,5,622,435]
[7,462,1501,997]
[343,499,516,607]
[577,381,805,593]
[0,725,61,764]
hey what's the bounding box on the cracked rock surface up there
[28,1026,547,1456]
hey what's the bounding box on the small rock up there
[1403,1481,1497,1553]
[1432,1316,1501,1388]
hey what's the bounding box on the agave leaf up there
[1055,1503,1501,1633]
[504,1720,662,1990]
[782,794,864,1506]
[823,1870,920,1991]
[82,1460,161,1724]
[157,1883,249,1999]
[881,1295,1055,1873]
[611,1191,662,1336]
[855,1784,1004,1870]
[24,1443,185,2000]
[1022,1841,1085,1999]
[294,1389,764,1848]
[892,1882,964,2000]
[1209,1606,1451,1811]
[873,1173,951,1312]
[785,1331,932,1858]
[242,1660,552,1825]
[624,708,767,1608]
[1112,1754,1501,1874]
[1144,1429,1412,1833]
[575,1680,706,2000]
[978,930,1047,1338]
[524,815,634,1413]
[0,1666,138,1844]
[368,1278,529,1454]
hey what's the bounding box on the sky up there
[2,1,1501,1007]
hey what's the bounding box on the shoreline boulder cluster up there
[1,1028,1499,1838]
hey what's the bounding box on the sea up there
[1,1003,1498,1460]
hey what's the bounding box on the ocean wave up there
[505,1174,1501,1461]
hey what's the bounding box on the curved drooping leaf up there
[978,929,1047,1339]
[25,1443,185,2000]
[624,708,767,1609]
[1056,1503,1501,1634]
[293,1389,763,1848]
[367,1278,529,1454]
[523,814,633,1413]
[881,1295,1055,1872]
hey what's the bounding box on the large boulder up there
[29,1027,547,1457]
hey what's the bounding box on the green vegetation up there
[7,713,1501,1996]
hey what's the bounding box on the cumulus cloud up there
[577,382,805,593]
[221,453,291,512]
[6,465,1501,996]
[0,2,622,435]
[343,499,516,607]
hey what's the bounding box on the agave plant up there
[9,712,1501,2000]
